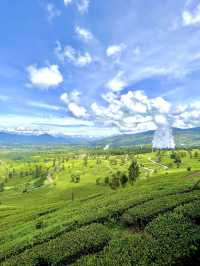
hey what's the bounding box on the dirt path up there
[148,157,168,170]
[142,167,154,174]
[46,173,54,184]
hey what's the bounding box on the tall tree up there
[128,160,140,185]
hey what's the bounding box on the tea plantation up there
[0,147,200,265]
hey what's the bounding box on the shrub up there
[71,174,81,183]
[120,173,128,187]
[144,212,200,265]
[0,182,4,192]
[96,178,101,185]
[174,200,200,224]
[121,191,200,228]
[35,221,46,230]
[3,224,111,266]
[104,176,110,185]
[75,213,200,266]
[109,176,120,190]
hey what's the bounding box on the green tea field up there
[0,147,200,265]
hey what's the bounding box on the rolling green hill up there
[0,127,200,148]
[93,127,200,147]
[0,148,200,265]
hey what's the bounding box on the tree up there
[83,156,88,167]
[171,152,182,167]
[71,174,80,183]
[120,173,128,187]
[96,178,101,185]
[104,176,110,185]
[109,176,120,190]
[128,160,140,184]
[174,154,182,168]
[34,165,41,178]
[0,182,4,192]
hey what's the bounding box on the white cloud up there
[68,102,88,118]
[60,90,88,118]
[63,0,90,14]
[64,0,73,6]
[120,91,149,113]
[151,97,171,113]
[170,100,200,129]
[154,114,168,125]
[90,90,200,134]
[60,92,69,104]
[60,90,81,104]
[28,101,64,111]
[46,3,61,21]
[76,52,92,66]
[89,90,182,134]
[75,26,93,41]
[0,114,96,136]
[27,64,63,89]
[106,72,127,92]
[182,4,200,26]
[55,42,92,67]
[77,0,90,14]
[70,90,81,102]
[106,44,126,57]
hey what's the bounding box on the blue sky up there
[0,0,200,137]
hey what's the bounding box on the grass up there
[0,147,200,265]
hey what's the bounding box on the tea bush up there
[3,224,111,266]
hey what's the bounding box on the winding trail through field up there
[46,173,54,184]
[142,167,154,173]
[148,157,168,170]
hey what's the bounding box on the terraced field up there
[0,148,200,265]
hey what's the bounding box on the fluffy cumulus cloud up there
[68,102,88,118]
[27,65,63,89]
[88,89,187,134]
[182,2,200,26]
[120,91,148,114]
[106,44,126,57]
[60,90,88,118]
[60,90,81,104]
[172,100,200,128]
[55,42,92,67]
[106,72,127,92]
[151,97,171,114]
[75,26,93,41]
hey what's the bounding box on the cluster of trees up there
[97,160,140,190]
[70,174,81,183]
[170,152,182,167]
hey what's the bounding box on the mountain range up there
[0,127,200,147]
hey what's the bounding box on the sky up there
[0,0,200,137]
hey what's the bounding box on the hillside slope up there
[0,127,200,147]
[93,127,200,147]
